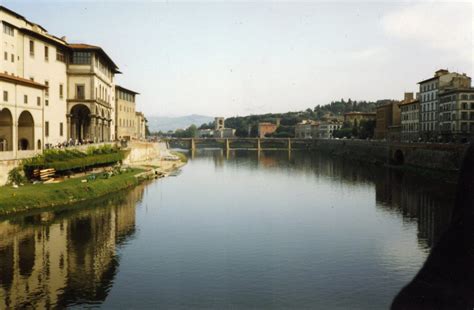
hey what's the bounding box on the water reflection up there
[0,150,458,308]
[0,185,144,309]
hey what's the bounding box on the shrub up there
[7,167,26,185]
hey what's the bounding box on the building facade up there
[375,100,401,140]
[0,6,147,162]
[135,112,146,140]
[418,69,471,140]
[115,85,138,140]
[400,97,420,142]
[343,112,375,126]
[317,120,342,139]
[258,122,278,138]
[438,89,474,141]
[295,120,318,139]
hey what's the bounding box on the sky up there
[3,0,473,117]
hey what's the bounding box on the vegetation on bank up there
[22,145,125,177]
[0,168,144,215]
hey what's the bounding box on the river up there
[0,149,457,309]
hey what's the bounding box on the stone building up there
[258,122,278,138]
[418,69,471,140]
[399,94,420,142]
[135,111,146,140]
[438,88,474,141]
[375,100,401,140]
[317,120,342,139]
[0,5,147,162]
[67,44,119,143]
[343,112,376,126]
[295,120,318,139]
[115,85,139,140]
[212,117,235,138]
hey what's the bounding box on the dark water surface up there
[0,150,457,309]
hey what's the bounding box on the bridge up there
[165,137,314,151]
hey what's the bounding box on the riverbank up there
[0,155,186,216]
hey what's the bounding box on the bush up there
[23,146,125,177]
[7,167,26,185]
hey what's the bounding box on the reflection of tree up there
[0,185,144,309]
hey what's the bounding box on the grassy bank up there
[0,168,145,215]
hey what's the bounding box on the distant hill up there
[147,114,214,132]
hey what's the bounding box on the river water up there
[0,150,457,309]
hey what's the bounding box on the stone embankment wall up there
[123,141,167,164]
[0,160,20,185]
[312,139,468,171]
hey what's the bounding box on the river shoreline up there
[0,156,186,216]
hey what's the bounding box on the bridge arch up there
[393,149,405,165]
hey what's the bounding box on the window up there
[59,84,63,99]
[44,46,49,61]
[45,121,49,137]
[45,99,49,106]
[37,96,41,106]
[45,81,49,97]
[462,102,468,110]
[3,91,8,102]
[60,122,64,136]
[56,50,65,62]
[462,112,468,120]
[3,23,14,36]
[29,40,34,56]
[461,94,468,100]
[76,84,85,99]
[71,52,91,64]
[10,54,14,63]
[3,52,7,61]
[24,95,28,104]
[461,122,468,132]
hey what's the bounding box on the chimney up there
[60,36,67,41]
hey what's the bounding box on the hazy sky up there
[3,0,473,117]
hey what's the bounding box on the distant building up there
[135,112,146,140]
[212,117,235,138]
[400,93,420,142]
[418,69,471,140]
[197,129,214,138]
[438,88,474,141]
[375,100,401,141]
[317,120,342,139]
[214,128,235,138]
[215,117,225,130]
[343,112,376,126]
[258,122,278,138]
[116,86,139,141]
[295,120,318,139]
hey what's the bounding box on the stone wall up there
[123,141,164,164]
[0,159,20,185]
[312,139,468,171]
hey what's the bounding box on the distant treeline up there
[153,98,392,138]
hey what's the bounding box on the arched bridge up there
[165,137,314,151]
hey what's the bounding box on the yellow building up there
[115,85,139,140]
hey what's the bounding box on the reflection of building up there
[0,186,142,309]
[343,112,376,126]
[295,120,318,139]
